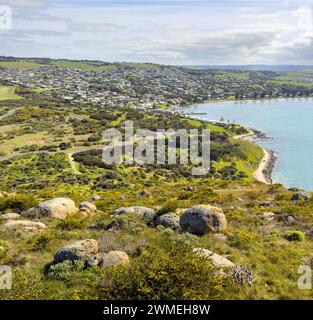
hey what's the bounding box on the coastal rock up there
[22,198,78,220]
[0,213,21,220]
[179,205,227,235]
[54,239,99,264]
[156,213,180,230]
[100,251,130,268]
[4,220,47,233]
[193,248,234,268]
[110,206,155,216]
[292,193,311,201]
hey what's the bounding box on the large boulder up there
[22,198,78,220]
[193,248,234,268]
[54,239,99,264]
[4,220,47,233]
[292,193,311,201]
[179,205,227,235]
[156,213,180,230]
[110,206,155,216]
[0,213,21,220]
[100,251,130,268]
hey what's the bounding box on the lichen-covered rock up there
[179,205,227,235]
[100,251,130,268]
[0,213,21,220]
[110,206,155,216]
[156,213,179,230]
[22,198,78,220]
[193,248,234,268]
[54,239,99,264]
[4,220,47,233]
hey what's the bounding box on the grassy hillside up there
[0,61,44,69]
[0,86,22,100]
[51,60,115,71]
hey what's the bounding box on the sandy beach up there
[234,129,273,184]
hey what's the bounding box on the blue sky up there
[1,0,313,64]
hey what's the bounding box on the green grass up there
[0,86,22,101]
[0,61,44,69]
[52,60,115,71]
[268,80,313,87]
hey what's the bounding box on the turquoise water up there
[187,98,313,191]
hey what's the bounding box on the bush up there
[47,260,85,281]
[101,241,224,300]
[32,231,54,251]
[0,195,37,212]
[57,214,88,230]
[284,230,305,242]
[157,200,178,215]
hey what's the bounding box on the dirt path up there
[0,109,16,121]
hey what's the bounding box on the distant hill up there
[182,65,313,73]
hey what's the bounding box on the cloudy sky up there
[0,0,313,65]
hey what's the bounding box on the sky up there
[0,0,313,65]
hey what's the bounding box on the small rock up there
[0,213,21,220]
[179,205,227,235]
[282,215,295,224]
[54,239,99,264]
[259,201,272,208]
[193,248,234,268]
[213,233,227,241]
[92,195,101,201]
[184,186,194,191]
[263,212,275,218]
[292,193,311,201]
[110,206,155,216]
[156,213,180,230]
[80,201,97,213]
[100,251,130,268]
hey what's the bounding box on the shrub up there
[31,231,54,251]
[157,200,178,215]
[101,241,224,300]
[284,230,305,242]
[0,195,37,212]
[57,214,88,230]
[47,260,85,281]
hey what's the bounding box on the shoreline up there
[233,128,277,184]
[233,129,276,184]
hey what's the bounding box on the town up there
[1,58,313,112]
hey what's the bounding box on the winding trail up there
[233,129,271,185]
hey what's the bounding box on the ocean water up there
[186,98,313,191]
